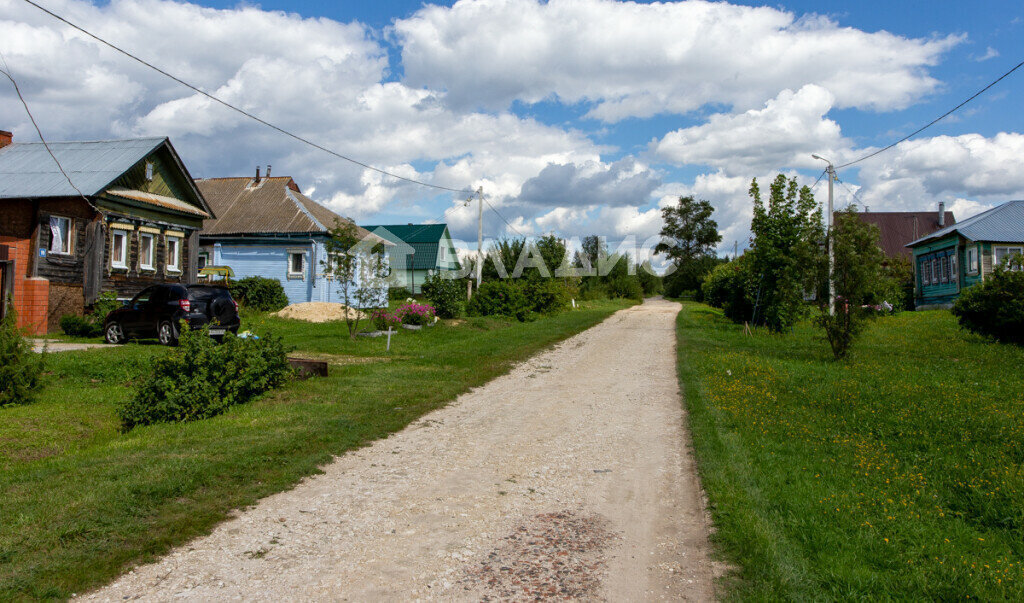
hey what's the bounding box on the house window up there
[145,161,154,181]
[967,247,979,273]
[288,251,305,278]
[939,257,948,283]
[994,246,1024,270]
[166,236,181,272]
[197,252,209,271]
[931,259,938,284]
[920,259,929,285]
[949,254,957,282]
[139,233,155,270]
[48,216,72,255]
[111,230,128,269]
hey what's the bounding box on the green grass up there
[0,299,631,599]
[676,302,1024,599]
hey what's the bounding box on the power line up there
[19,0,474,196]
[836,58,1024,169]
[0,55,98,212]
[483,197,529,238]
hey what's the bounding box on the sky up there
[2,0,1023,261]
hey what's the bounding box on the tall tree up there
[747,174,823,332]
[655,196,722,264]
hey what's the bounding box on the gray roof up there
[0,138,165,198]
[908,200,1024,247]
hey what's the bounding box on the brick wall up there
[0,236,50,335]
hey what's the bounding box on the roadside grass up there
[0,299,631,599]
[676,301,1024,599]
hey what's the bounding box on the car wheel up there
[105,322,126,344]
[158,321,178,346]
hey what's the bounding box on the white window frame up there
[920,259,929,285]
[49,215,73,255]
[931,259,938,284]
[994,246,1023,270]
[139,233,155,271]
[166,235,181,272]
[287,251,306,279]
[949,253,958,282]
[967,247,979,274]
[939,256,948,283]
[145,161,154,181]
[197,251,209,271]
[110,230,129,269]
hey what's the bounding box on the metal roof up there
[362,224,453,270]
[196,177,383,243]
[908,200,1024,247]
[106,187,210,218]
[847,211,955,259]
[0,138,165,198]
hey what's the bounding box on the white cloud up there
[517,158,661,208]
[652,85,850,175]
[974,46,1000,62]
[394,0,959,121]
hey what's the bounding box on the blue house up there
[196,173,390,306]
[907,200,1024,309]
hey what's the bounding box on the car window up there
[132,287,156,305]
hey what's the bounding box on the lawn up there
[0,299,632,599]
[676,302,1024,599]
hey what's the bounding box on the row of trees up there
[656,175,901,359]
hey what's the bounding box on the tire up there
[158,321,178,346]
[105,322,126,344]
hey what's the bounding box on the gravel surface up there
[80,298,715,601]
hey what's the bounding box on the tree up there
[746,175,823,332]
[655,196,722,263]
[0,306,44,407]
[813,207,892,359]
[322,220,386,338]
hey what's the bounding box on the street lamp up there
[812,154,836,315]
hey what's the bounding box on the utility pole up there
[475,186,484,290]
[812,154,836,315]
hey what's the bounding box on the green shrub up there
[231,276,289,312]
[90,291,120,324]
[701,257,754,323]
[467,280,530,320]
[952,261,1024,345]
[60,314,100,337]
[607,275,644,301]
[523,278,570,314]
[118,325,292,429]
[0,307,44,407]
[420,273,464,318]
[388,286,412,301]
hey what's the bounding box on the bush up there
[395,303,436,326]
[118,325,292,429]
[420,273,464,318]
[952,261,1024,345]
[388,286,412,301]
[607,275,644,301]
[231,276,289,312]
[60,314,100,337]
[523,278,570,314]
[370,308,402,331]
[702,258,754,323]
[467,280,531,320]
[0,307,45,407]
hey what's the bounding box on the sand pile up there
[272,302,367,323]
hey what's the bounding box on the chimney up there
[938,201,945,227]
[266,164,271,179]
[254,166,261,185]
[0,130,12,149]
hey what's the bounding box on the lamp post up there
[812,154,836,315]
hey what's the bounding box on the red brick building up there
[0,131,212,334]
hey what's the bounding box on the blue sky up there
[3,0,1023,257]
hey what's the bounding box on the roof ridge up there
[5,137,166,146]
[285,188,326,231]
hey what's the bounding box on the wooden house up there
[360,224,461,294]
[848,205,956,262]
[0,131,211,334]
[907,200,1024,309]
[196,173,391,306]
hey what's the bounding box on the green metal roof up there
[361,224,457,270]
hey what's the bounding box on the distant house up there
[907,200,1024,309]
[0,131,212,334]
[196,173,390,306]
[360,224,461,294]
[847,204,956,262]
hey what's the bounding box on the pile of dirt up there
[272,302,367,323]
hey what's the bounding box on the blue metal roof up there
[0,138,165,198]
[908,200,1024,246]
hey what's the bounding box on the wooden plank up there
[287,357,328,379]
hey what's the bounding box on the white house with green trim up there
[907,200,1024,309]
[361,224,461,294]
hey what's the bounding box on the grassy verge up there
[676,301,1024,599]
[0,299,631,599]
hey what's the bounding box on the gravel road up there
[81,298,716,601]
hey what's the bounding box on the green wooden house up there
[907,200,1024,309]
[361,224,461,294]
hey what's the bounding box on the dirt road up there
[82,298,715,601]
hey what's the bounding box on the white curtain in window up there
[49,217,64,252]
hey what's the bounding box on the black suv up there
[104,284,241,345]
